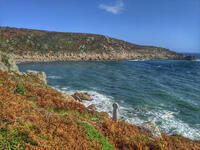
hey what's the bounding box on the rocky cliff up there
[0,51,19,72]
[0,51,47,84]
[0,27,184,62]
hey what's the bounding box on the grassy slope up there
[0,70,199,150]
[0,26,181,58]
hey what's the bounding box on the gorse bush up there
[13,83,26,95]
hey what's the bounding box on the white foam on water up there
[160,112,174,119]
[47,75,62,79]
[60,87,70,91]
[56,88,115,115]
[53,86,72,93]
[81,91,115,115]
[195,59,200,62]
[158,111,200,140]
[128,59,148,61]
[52,86,200,140]
[161,117,200,140]
[122,108,200,140]
[128,60,140,61]
[53,86,117,116]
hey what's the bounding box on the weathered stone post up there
[113,103,119,121]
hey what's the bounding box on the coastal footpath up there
[0,52,200,149]
[0,27,185,62]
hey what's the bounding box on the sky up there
[0,0,200,53]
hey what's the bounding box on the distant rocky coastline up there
[184,54,196,60]
[0,27,185,62]
[13,52,185,63]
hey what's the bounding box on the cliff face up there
[0,27,184,62]
[0,51,19,72]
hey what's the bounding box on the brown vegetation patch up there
[0,70,199,149]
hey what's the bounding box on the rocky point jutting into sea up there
[0,26,185,62]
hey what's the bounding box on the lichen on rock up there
[72,92,92,102]
[139,121,162,138]
[0,51,19,73]
[61,92,76,102]
[26,70,47,84]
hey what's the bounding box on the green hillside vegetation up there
[0,27,183,61]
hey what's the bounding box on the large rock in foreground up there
[26,70,47,84]
[140,122,162,138]
[0,52,47,85]
[61,93,76,102]
[0,52,19,73]
[72,92,92,102]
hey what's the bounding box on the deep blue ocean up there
[18,54,200,140]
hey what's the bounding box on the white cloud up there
[99,0,124,14]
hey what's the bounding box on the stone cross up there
[113,102,119,121]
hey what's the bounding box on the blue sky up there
[0,0,200,53]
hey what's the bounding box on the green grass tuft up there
[47,107,67,115]
[52,127,57,139]
[0,127,33,150]
[79,122,115,150]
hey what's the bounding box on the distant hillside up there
[0,27,184,62]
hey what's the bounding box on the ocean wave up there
[53,87,200,140]
[57,88,115,114]
[124,109,200,140]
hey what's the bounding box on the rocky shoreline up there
[14,52,185,63]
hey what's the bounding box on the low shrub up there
[13,83,26,95]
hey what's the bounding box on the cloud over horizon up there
[99,0,124,14]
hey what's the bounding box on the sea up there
[18,53,200,140]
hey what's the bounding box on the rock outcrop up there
[26,70,47,84]
[87,104,97,111]
[72,92,92,102]
[0,52,48,85]
[0,52,19,73]
[139,122,162,138]
[184,55,196,60]
[61,93,76,102]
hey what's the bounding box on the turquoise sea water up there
[18,54,200,140]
